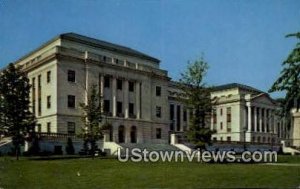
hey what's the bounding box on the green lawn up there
[0,156,299,189]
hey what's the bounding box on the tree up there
[269,32,300,128]
[179,57,214,149]
[0,63,36,159]
[80,85,103,156]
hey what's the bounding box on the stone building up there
[12,33,288,148]
[15,33,170,144]
[210,83,287,144]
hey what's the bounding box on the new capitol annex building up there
[10,33,300,154]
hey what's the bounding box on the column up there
[136,81,140,119]
[274,115,278,135]
[243,106,247,131]
[254,107,257,132]
[269,109,273,133]
[259,108,262,132]
[112,77,117,117]
[181,106,184,131]
[174,104,177,131]
[100,74,104,112]
[210,109,214,131]
[264,108,267,133]
[85,63,89,105]
[124,80,129,118]
[247,104,251,131]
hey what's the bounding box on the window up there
[156,128,162,139]
[170,104,174,120]
[104,76,110,88]
[129,81,134,92]
[67,70,75,82]
[37,124,41,133]
[117,101,123,114]
[32,77,36,115]
[38,75,41,87]
[183,109,187,122]
[47,96,51,109]
[226,107,231,122]
[212,108,217,124]
[220,122,223,130]
[115,58,119,64]
[38,75,41,116]
[38,98,41,116]
[68,95,75,108]
[156,86,161,96]
[220,108,223,116]
[129,103,134,115]
[47,71,51,83]
[104,100,110,113]
[67,122,75,134]
[47,122,51,133]
[227,136,231,142]
[156,106,162,118]
[117,79,122,90]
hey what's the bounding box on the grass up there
[0,156,299,189]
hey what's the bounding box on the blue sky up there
[0,0,299,98]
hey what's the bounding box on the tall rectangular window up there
[117,101,123,115]
[32,77,36,115]
[38,98,41,116]
[47,122,51,133]
[170,104,174,120]
[129,103,134,115]
[156,106,162,118]
[67,70,75,82]
[47,96,51,109]
[104,76,110,88]
[220,122,223,130]
[104,100,110,113]
[226,107,232,132]
[183,109,187,122]
[67,122,75,134]
[156,128,162,139]
[220,108,223,116]
[177,105,181,131]
[156,86,161,96]
[47,71,51,83]
[38,75,41,116]
[38,75,41,87]
[129,81,134,92]
[68,95,75,108]
[226,107,231,122]
[37,124,41,133]
[117,79,122,90]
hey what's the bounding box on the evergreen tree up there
[80,85,103,156]
[179,57,214,149]
[0,63,36,159]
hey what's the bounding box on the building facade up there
[15,33,170,144]
[210,83,287,144]
[12,33,288,146]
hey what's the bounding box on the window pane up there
[68,70,75,82]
